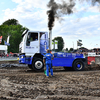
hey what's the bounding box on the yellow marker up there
[17,58,19,60]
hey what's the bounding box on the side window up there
[26,32,38,46]
[30,33,38,41]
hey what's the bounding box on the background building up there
[0,45,7,54]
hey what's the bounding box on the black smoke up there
[47,0,100,31]
[47,0,75,31]
[83,0,100,5]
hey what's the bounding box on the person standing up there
[43,49,53,77]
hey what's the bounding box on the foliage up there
[2,19,19,26]
[69,48,74,51]
[66,48,68,51]
[52,36,64,52]
[0,19,28,53]
[79,47,87,49]
[68,50,71,53]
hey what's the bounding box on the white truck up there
[19,29,49,71]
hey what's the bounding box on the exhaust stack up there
[49,30,52,50]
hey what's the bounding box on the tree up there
[52,37,64,52]
[0,19,28,53]
[66,48,68,51]
[70,48,73,51]
[79,47,87,49]
[8,25,27,53]
[2,19,19,26]
[0,25,9,45]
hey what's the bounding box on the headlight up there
[21,56,24,58]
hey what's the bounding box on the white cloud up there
[12,0,48,9]
[12,0,24,4]
[98,27,100,30]
[75,33,82,35]
[2,0,49,30]
[52,13,100,49]
[87,6,100,13]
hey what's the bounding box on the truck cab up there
[19,30,49,71]
[19,30,49,56]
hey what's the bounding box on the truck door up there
[25,32,39,55]
[40,32,49,54]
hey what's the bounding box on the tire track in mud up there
[0,66,100,100]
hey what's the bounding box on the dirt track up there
[0,64,100,100]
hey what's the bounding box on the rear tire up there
[32,58,44,71]
[73,60,84,71]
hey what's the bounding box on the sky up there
[0,0,100,50]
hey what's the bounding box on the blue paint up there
[19,52,84,68]
[45,34,46,39]
[19,54,32,64]
[77,64,81,68]
[44,41,47,45]
[52,52,84,67]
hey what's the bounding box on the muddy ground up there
[0,62,100,100]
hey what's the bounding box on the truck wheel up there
[73,60,84,71]
[32,58,44,71]
[28,64,33,70]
